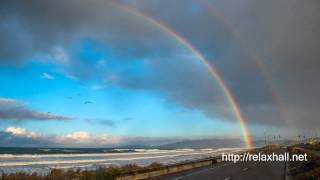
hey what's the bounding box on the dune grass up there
[288,145,320,179]
[0,162,163,180]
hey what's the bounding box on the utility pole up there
[264,132,267,146]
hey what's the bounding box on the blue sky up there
[0,57,243,137]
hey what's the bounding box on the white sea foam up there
[0,148,242,174]
[0,150,217,167]
[0,149,188,159]
[200,148,214,151]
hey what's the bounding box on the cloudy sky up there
[0,0,319,147]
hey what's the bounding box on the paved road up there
[151,153,286,180]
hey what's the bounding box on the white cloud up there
[61,131,119,145]
[65,131,90,140]
[51,47,69,64]
[4,127,122,147]
[0,98,16,103]
[5,127,38,138]
[1,127,191,147]
[41,73,55,80]
[5,127,26,135]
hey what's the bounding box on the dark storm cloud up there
[207,0,320,129]
[0,0,319,129]
[118,0,320,129]
[0,0,175,64]
[0,98,72,121]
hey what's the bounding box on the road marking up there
[172,163,233,180]
[242,167,248,171]
[224,177,231,180]
[172,167,216,180]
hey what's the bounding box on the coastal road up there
[151,153,286,180]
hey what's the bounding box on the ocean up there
[0,147,242,174]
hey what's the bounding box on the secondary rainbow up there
[200,0,287,123]
[113,2,253,149]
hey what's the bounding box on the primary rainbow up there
[113,2,253,149]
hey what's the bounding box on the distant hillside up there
[155,138,245,149]
[154,139,297,149]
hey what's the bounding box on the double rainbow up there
[113,2,253,149]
